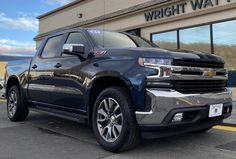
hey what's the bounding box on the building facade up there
[0,62,7,79]
[35,0,236,97]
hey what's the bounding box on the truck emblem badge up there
[203,69,216,77]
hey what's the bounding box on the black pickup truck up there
[4,28,233,152]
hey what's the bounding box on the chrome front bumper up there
[135,88,232,125]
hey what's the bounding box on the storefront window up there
[213,20,236,71]
[179,25,211,53]
[152,31,177,49]
[150,20,236,87]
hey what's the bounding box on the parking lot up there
[0,100,236,159]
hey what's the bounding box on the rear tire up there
[7,85,29,122]
[92,87,140,152]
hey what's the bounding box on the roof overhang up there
[35,0,170,41]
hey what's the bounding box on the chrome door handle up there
[54,63,62,68]
[32,64,37,69]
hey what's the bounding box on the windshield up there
[88,29,154,49]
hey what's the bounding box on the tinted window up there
[152,31,177,49]
[65,32,89,54]
[180,25,211,53]
[66,32,88,45]
[41,35,63,58]
[89,30,136,48]
[130,35,155,48]
[88,30,152,49]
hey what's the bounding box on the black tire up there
[7,85,29,122]
[92,87,140,152]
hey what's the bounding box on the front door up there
[52,32,92,113]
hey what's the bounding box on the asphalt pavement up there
[224,102,236,125]
[0,90,4,98]
[0,102,236,159]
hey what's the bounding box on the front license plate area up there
[209,104,223,118]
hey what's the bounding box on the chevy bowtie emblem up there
[203,69,216,77]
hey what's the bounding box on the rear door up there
[28,34,65,105]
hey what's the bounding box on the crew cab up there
[4,28,233,152]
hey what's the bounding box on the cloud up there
[0,39,34,47]
[42,0,76,5]
[0,12,38,32]
[0,45,35,56]
[17,12,40,18]
[0,39,35,56]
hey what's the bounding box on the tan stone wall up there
[39,0,236,37]
[37,0,236,43]
[0,62,7,79]
[86,0,236,40]
[36,0,236,48]
[39,0,151,34]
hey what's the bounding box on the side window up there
[41,35,64,58]
[65,32,89,54]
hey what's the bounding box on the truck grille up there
[172,80,227,94]
[173,59,224,68]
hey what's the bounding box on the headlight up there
[139,57,173,78]
[139,57,172,66]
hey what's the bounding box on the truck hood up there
[104,47,224,64]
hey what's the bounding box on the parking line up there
[0,99,6,103]
[214,125,236,132]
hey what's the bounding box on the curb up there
[220,123,236,127]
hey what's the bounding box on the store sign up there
[145,0,232,22]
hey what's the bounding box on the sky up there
[0,0,76,57]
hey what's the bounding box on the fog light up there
[172,113,183,122]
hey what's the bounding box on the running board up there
[29,106,88,123]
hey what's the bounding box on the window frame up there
[39,34,65,59]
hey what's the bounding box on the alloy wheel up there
[96,97,123,142]
[8,90,17,117]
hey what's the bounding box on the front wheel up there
[7,86,29,122]
[92,87,140,152]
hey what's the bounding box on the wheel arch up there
[6,75,28,108]
[88,76,133,123]
[6,75,21,96]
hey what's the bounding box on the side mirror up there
[62,44,85,55]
